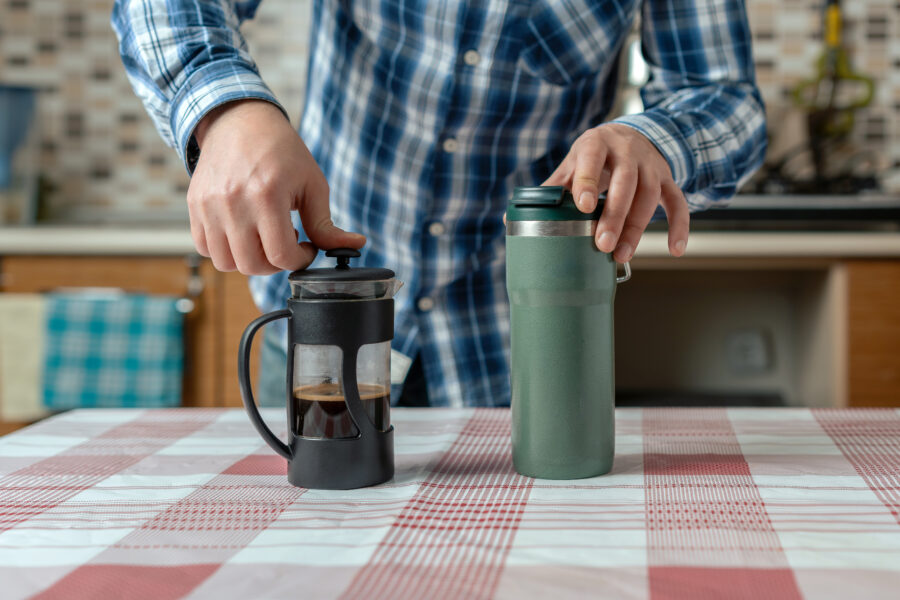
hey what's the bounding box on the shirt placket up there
[415,1,510,406]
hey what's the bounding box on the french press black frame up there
[237,249,395,490]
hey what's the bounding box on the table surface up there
[1,407,899,600]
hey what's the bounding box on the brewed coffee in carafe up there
[291,340,391,438]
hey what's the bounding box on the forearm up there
[111,0,286,171]
[613,81,766,210]
[613,0,767,211]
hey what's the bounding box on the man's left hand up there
[544,123,689,262]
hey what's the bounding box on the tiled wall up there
[0,0,309,222]
[0,0,897,223]
[747,0,900,193]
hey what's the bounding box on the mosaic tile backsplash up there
[0,0,309,222]
[0,0,897,222]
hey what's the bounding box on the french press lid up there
[288,248,399,300]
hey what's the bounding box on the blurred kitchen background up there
[0,0,898,432]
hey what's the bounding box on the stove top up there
[647,194,900,232]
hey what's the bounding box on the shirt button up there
[428,221,446,236]
[417,297,435,312]
[442,137,459,153]
[463,49,481,66]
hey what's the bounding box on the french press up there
[238,248,402,489]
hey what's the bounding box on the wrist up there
[610,113,694,188]
[194,99,288,149]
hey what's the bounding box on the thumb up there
[297,177,366,250]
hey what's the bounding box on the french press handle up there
[238,309,292,460]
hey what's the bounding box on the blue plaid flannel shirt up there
[113,0,766,407]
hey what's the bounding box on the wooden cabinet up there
[846,261,900,407]
[615,258,900,409]
[0,252,898,434]
[0,255,262,431]
[1,256,217,409]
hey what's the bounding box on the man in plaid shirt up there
[112,1,766,408]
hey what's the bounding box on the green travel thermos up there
[506,186,631,479]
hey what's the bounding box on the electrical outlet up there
[725,329,772,374]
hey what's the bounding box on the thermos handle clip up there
[616,261,632,284]
[238,309,293,460]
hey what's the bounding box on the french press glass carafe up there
[238,248,402,489]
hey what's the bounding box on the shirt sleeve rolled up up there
[111,0,286,172]
[611,0,767,211]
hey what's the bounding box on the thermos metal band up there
[506,220,594,237]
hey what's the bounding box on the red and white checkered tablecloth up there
[1,407,899,599]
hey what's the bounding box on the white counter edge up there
[2,227,900,258]
[0,227,196,255]
[635,231,900,258]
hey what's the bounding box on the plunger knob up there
[326,248,361,270]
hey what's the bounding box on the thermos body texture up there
[507,235,616,479]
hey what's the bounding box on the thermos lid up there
[506,186,604,221]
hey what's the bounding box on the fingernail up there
[615,243,633,262]
[597,231,616,252]
[578,192,593,211]
[674,240,686,255]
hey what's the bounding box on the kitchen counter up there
[2,226,900,258]
[636,230,900,258]
[0,225,195,255]
[2,407,899,599]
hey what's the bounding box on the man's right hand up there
[188,99,365,275]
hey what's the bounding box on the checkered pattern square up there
[1,407,899,599]
[42,294,184,409]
